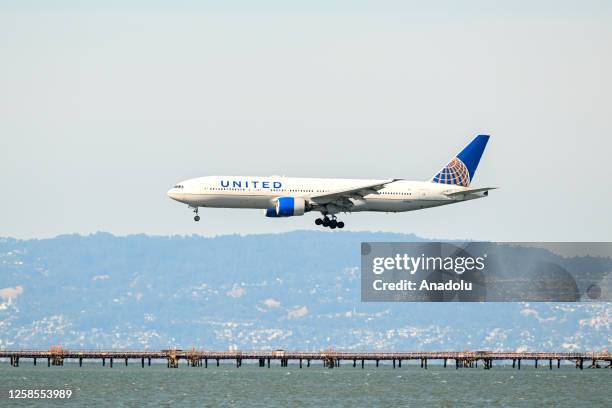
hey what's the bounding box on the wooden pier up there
[1,349,611,370]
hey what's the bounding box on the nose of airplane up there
[167,188,179,201]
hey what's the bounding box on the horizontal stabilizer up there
[444,187,497,197]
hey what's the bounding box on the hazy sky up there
[1,1,611,241]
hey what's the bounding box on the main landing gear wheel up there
[194,215,200,222]
[315,216,345,229]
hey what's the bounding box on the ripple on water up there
[0,364,608,407]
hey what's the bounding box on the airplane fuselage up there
[167,176,486,213]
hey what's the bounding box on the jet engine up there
[265,197,308,217]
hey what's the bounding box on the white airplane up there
[167,135,495,229]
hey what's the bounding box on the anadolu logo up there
[220,180,282,189]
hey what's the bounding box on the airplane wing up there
[444,187,497,198]
[309,179,401,208]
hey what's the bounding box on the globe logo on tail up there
[432,157,471,187]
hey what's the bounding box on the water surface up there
[1,362,610,407]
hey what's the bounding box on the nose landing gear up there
[315,215,344,229]
[192,207,200,222]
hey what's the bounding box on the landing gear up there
[192,207,200,222]
[315,215,345,229]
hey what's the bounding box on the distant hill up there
[0,232,609,351]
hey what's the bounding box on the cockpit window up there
[173,184,184,189]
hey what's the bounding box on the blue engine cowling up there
[265,197,307,217]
